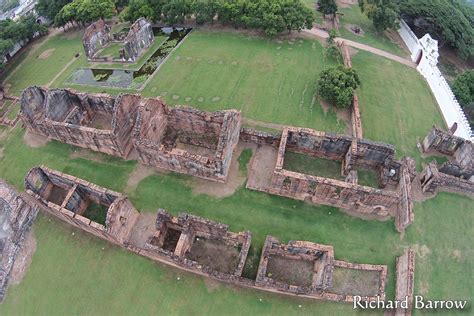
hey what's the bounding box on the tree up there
[54,0,115,27]
[162,0,194,25]
[325,44,342,63]
[326,28,337,44]
[36,0,73,21]
[452,70,474,108]
[317,66,360,108]
[399,0,474,60]
[120,0,155,22]
[194,0,220,25]
[317,0,337,17]
[358,0,399,32]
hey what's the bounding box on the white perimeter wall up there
[399,20,473,141]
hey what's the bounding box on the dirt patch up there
[38,48,55,59]
[453,249,462,260]
[191,142,255,198]
[246,144,278,191]
[10,229,36,285]
[345,24,365,37]
[23,130,50,148]
[320,99,352,135]
[412,244,431,260]
[126,164,157,193]
[266,255,314,287]
[128,213,157,248]
[185,237,240,274]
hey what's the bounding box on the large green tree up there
[358,0,399,32]
[452,70,474,108]
[399,0,474,60]
[120,0,155,22]
[317,66,360,108]
[36,0,72,20]
[317,0,337,17]
[54,0,115,26]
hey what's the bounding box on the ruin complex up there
[83,18,154,62]
[20,87,242,182]
[0,180,39,302]
[21,166,391,304]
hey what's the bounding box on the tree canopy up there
[358,0,399,32]
[36,0,73,21]
[452,70,474,109]
[399,0,474,60]
[317,66,360,108]
[0,15,48,69]
[54,0,116,27]
[317,0,337,17]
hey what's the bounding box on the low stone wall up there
[395,249,416,316]
[239,128,281,147]
[0,180,39,302]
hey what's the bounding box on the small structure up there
[24,166,139,244]
[143,209,251,277]
[395,249,416,316]
[133,100,241,182]
[20,87,140,158]
[82,18,154,62]
[82,19,111,60]
[0,180,39,302]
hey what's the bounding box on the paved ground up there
[303,27,417,68]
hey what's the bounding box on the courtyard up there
[0,5,472,316]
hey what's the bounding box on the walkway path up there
[46,54,79,87]
[303,28,416,68]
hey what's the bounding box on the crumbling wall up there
[395,249,416,316]
[0,180,39,302]
[421,126,473,179]
[420,163,474,197]
[83,20,111,59]
[239,128,281,147]
[269,127,401,218]
[20,87,138,158]
[396,160,415,232]
[24,166,139,245]
[123,18,154,62]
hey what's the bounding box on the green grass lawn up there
[5,102,20,120]
[352,51,446,165]
[96,42,124,59]
[141,30,346,133]
[338,5,407,57]
[0,32,84,96]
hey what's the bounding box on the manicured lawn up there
[0,32,84,96]
[0,127,471,315]
[352,51,445,165]
[96,42,124,59]
[142,30,346,133]
[338,4,407,57]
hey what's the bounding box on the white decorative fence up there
[398,20,473,141]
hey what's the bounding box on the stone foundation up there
[395,249,416,316]
[0,180,39,302]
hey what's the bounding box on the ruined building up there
[25,166,139,244]
[246,127,415,232]
[0,180,38,301]
[420,127,474,196]
[122,18,154,62]
[82,19,111,59]
[21,86,139,158]
[20,87,242,182]
[22,166,390,303]
[133,99,241,182]
[82,18,154,62]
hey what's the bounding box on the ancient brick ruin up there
[82,18,154,62]
[0,180,39,302]
[82,19,111,60]
[122,18,154,62]
[21,86,139,158]
[20,87,241,182]
[421,126,473,179]
[20,166,389,303]
[246,126,415,232]
[0,94,20,127]
[395,249,416,316]
[133,100,241,182]
[420,127,474,197]
[24,166,139,244]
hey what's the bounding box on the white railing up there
[398,20,473,141]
